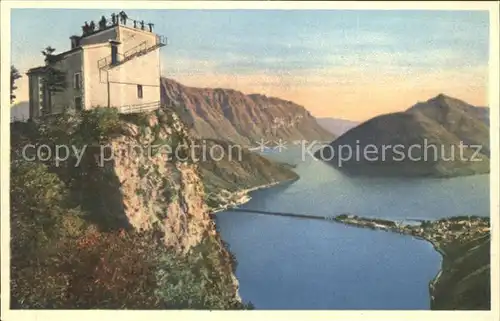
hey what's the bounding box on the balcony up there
[118,101,162,114]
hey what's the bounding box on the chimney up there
[70,36,81,49]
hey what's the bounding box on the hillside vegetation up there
[10,108,257,309]
[431,232,490,310]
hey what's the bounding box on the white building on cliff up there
[27,13,167,119]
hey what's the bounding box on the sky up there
[11,9,490,121]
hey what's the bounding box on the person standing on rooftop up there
[82,21,89,35]
[99,16,107,29]
[119,11,128,25]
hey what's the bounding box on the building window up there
[74,72,81,90]
[74,96,83,111]
[137,85,143,99]
[111,45,118,65]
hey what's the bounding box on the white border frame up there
[1,2,499,321]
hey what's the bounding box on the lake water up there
[215,149,490,309]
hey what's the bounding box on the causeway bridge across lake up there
[229,208,337,221]
[224,208,427,223]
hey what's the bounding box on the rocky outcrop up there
[160,77,334,146]
[107,111,214,251]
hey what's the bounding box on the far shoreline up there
[332,214,490,310]
[210,177,299,215]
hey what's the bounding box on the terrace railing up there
[118,100,162,114]
[97,34,167,70]
[97,53,124,69]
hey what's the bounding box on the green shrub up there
[118,111,150,129]
[155,235,247,309]
[161,178,177,203]
[138,166,148,178]
[76,107,122,144]
[10,159,164,309]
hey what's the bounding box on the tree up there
[41,46,67,113]
[41,46,56,64]
[11,65,22,104]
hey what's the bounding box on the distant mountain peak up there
[430,93,457,104]
[316,117,359,136]
[315,95,490,178]
[410,93,473,113]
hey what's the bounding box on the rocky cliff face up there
[106,111,215,251]
[160,77,334,146]
[10,108,244,305]
[13,110,220,252]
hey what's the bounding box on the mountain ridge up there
[160,77,334,146]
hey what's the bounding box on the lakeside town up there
[334,214,490,250]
